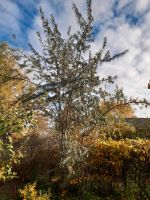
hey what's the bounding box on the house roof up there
[125,118,150,130]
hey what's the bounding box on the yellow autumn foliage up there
[68,138,150,186]
[0,43,26,107]
[88,138,150,179]
[19,182,51,200]
[99,101,135,118]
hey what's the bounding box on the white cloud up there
[0,0,21,32]
[136,0,150,13]
[118,0,133,10]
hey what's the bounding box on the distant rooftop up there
[125,118,150,130]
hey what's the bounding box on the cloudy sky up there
[1,0,150,117]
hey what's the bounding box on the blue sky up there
[1,0,150,117]
[0,0,145,49]
[0,0,40,49]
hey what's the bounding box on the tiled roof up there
[125,118,150,130]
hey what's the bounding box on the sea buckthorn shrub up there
[81,138,150,199]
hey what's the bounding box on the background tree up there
[99,86,135,118]
[0,43,34,136]
[0,43,33,182]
